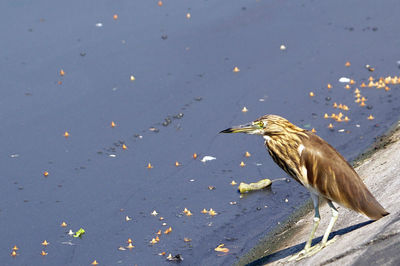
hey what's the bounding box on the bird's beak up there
[220,123,259,134]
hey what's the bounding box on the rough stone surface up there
[257,125,400,265]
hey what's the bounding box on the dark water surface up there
[1,0,399,265]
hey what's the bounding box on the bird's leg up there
[300,200,339,258]
[321,200,339,246]
[288,193,320,261]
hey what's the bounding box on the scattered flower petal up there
[214,244,229,253]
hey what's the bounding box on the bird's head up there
[220,114,303,136]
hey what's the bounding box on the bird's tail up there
[356,190,389,220]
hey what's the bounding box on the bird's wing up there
[299,132,388,220]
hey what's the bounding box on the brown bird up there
[220,114,389,260]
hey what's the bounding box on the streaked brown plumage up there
[220,114,388,260]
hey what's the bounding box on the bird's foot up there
[287,236,338,262]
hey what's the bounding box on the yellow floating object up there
[238,178,272,193]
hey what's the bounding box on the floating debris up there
[233,66,240,73]
[111,121,116,128]
[208,186,216,190]
[63,131,69,138]
[122,144,127,150]
[327,83,332,89]
[215,244,229,253]
[113,14,118,20]
[367,115,375,120]
[239,161,246,167]
[41,250,48,256]
[311,128,316,133]
[345,61,351,67]
[127,243,134,250]
[279,44,287,50]
[200,156,216,163]
[147,163,153,169]
[12,245,19,251]
[309,92,315,97]
[328,123,334,129]
[151,210,158,216]
[60,69,65,76]
[166,254,183,262]
[339,77,350,83]
[157,0,163,6]
[241,106,248,112]
[11,250,17,257]
[175,161,181,167]
[130,75,135,81]
[125,215,132,221]
[184,237,192,242]
[192,153,198,159]
[244,151,251,157]
[238,179,272,193]
[186,13,191,19]
[230,180,237,185]
[91,260,99,265]
[365,64,375,72]
[43,171,49,177]
[41,240,49,246]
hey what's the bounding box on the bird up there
[220,114,389,260]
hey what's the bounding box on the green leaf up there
[73,228,85,238]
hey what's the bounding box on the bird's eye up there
[257,121,264,128]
